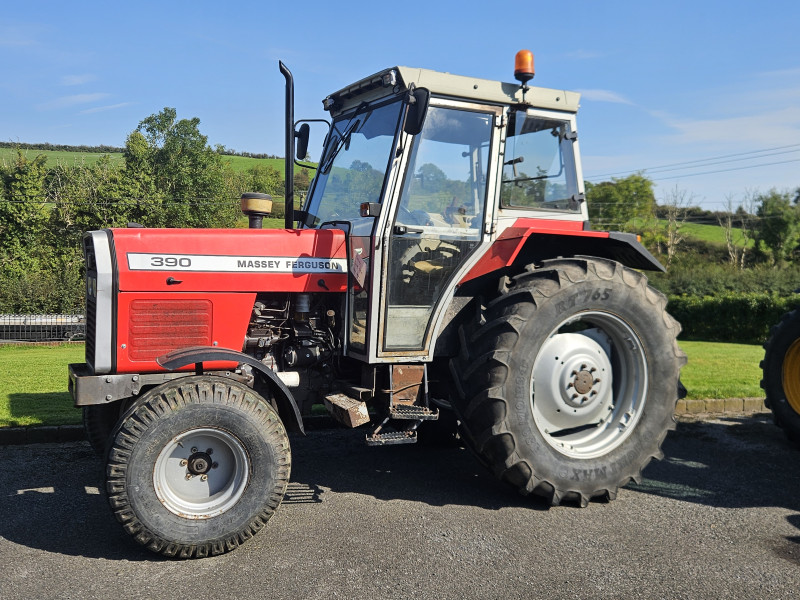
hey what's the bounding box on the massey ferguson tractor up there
[69,51,686,558]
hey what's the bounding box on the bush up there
[650,262,800,297]
[667,293,800,344]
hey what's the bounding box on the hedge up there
[666,293,800,344]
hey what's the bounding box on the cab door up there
[378,101,500,356]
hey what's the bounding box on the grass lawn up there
[0,340,766,428]
[0,343,85,427]
[678,340,763,400]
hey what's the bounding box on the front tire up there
[761,309,800,446]
[450,258,685,506]
[106,375,290,558]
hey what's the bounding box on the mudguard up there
[157,346,304,434]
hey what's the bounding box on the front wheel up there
[106,375,290,558]
[450,258,686,506]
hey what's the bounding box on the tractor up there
[68,51,686,558]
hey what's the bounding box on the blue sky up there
[2,1,798,209]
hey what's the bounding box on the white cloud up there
[36,93,110,111]
[577,89,635,105]
[660,106,800,147]
[0,27,36,47]
[80,102,132,114]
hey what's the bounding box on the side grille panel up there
[128,300,212,361]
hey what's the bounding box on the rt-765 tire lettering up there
[555,287,612,314]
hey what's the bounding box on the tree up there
[135,108,237,228]
[753,189,800,266]
[717,192,757,269]
[658,185,692,267]
[0,151,48,254]
[586,173,655,232]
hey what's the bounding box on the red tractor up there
[69,52,686,558]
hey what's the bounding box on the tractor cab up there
[296,64,585,364]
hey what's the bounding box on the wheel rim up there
[531,311,648,459]
[782,339,800,414]
[154,428,250,519]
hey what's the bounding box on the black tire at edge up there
[761,308,800,447]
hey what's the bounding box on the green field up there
[679,221,753,248]
[0,147,288,174]
[0,147,125,168]
[0,340,767,429]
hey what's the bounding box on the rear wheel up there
[450,258,685,506]
[761,309,800,446]
[106,375,290,558]
[83,404,122,455]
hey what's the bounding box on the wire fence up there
[0,314,85,343]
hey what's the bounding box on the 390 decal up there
[149,256,192,268]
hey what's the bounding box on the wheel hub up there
[572,369,594,395]
[533,332,614,430]
[187,451,213,475]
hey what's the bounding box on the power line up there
[649,158,800,182]
[585,143,800,181]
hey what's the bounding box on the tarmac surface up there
[0,409,798,600]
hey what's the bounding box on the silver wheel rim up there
[531,311,648,459]
[154,428,250,519]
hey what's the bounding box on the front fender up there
[157,346,304,434]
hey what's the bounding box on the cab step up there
[390,405,439,420]
[365,430,418,446]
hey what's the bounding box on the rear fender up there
[157,346,304,434]
[460,226,664,287]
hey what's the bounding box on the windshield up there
[304,100,404,227]
[500,110,580,212]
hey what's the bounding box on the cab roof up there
[324,66,581,117]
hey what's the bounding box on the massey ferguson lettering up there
[127,253,346,273]
[237,259,342,271]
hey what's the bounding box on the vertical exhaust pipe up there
[279,61,295,229]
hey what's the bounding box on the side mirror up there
[295,123,310,160]
[403,87,430,136]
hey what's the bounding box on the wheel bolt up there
[206,448,213,455]
[180,459,188,466]
[191,447,198,453]
[185,474,193,480]
[200,475,208,482]
[212,462,218,469]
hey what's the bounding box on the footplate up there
[365,430,418,446]
[390,405,439,420]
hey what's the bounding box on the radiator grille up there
[83,236,97,369]
[128,300,213,361]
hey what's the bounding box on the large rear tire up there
[761,309,800,447]
[450,258,685,506]
[106,375,290,558]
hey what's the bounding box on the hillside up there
[0,146,289,175]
